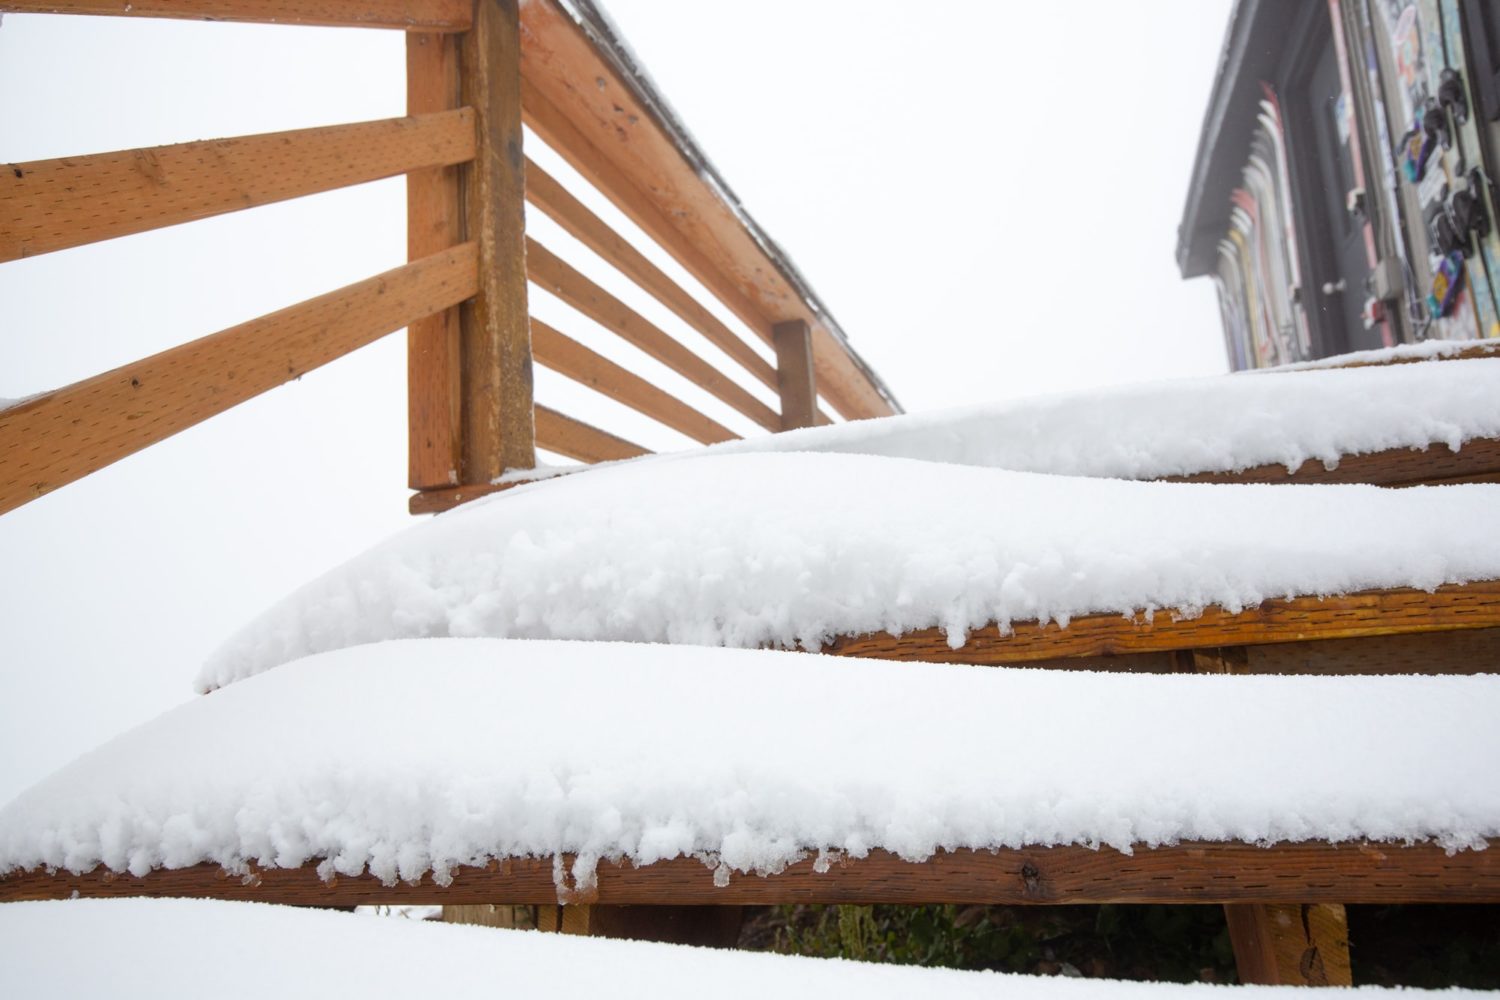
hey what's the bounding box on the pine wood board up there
[0,243,478,515]
[1161,437,1500,486]
[2,110,474,263]
[535,404,648,463]
[4,841,1495,906]
[0,0,471,30]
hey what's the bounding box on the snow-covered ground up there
[199,451,1500,691]
[4,640,1496,887]
[9,897,1483,999]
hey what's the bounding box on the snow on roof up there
[7,897,1485,999]
[4,640,1497,887]
[503,357,1500,486]
[199,450,1500,692]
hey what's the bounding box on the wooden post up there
[406,31,465,488]
[461,0,535,481]
[1224,904,1352,985]
[772,319,817,431]
[535,904,744,948]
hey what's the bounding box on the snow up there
[1264,338,1499,371]
[5,640,1497,889]
[504,359,1500,485]
[5,898,1483,999]
[199,451,1500,691]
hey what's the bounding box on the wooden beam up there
[2,110,474,263]
[1224,904,1352,986]
[527,237,780,431]
[524,159,782,396]
[535,404,648,463]
[773,319,817,430]
[820,581,1500,664]
[0,243,477,515]
[0,0,472,30]
[5,841,1497,906]
[1314,341,1500,369]
[1161,436,1500,487]
[462,0,535,480]
[406,34,466,489]
[516,2,896,420]
[532,318,737,445]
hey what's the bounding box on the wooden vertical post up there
[535,904,744,948]
[460,0,535,481]
[1224,904,1352,986]
[772,319,817,431]
[406,31,465,489]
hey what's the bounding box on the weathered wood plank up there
[406,34,465,489]
[525,159,781,396]
[535,404,648,463]
[1224,904,1352,986]
[532,318,737,445]
[516,1,896,420]
[773,319,817,431]
[2,110,474,263]
[0,0,471,30]
[527,237,780,431]
[462,0,535,479]
[0,243,478,515]
[1161,436,1500,487]
[820,581,1500,664]
[1314,341,1500,369]
[5,841,1496,906]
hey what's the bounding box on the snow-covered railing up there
[0,0,899,518]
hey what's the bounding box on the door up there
[1298,37,1378,351]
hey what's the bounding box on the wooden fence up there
[0,0,900,518]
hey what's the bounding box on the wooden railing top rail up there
[517,0,900,422]
[0,0,474,31]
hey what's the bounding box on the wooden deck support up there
[773,319,818,431]
[1224,904,1352,986]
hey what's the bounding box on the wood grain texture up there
[462,0,535,479]
[0,243,478,515]
[535,404,648,463]
[532,318,737,445]
[525,158,781,395]
[820,581,1500,664]
[1224,904,1352,987]
[773,319,817,430]
[406,34,465,488]
[2,110,474,263]
[516,1,895,420]
[1160,437,1500,487]
[5,841,1496,906]
[527,237,780,431]
[0,0,471,30]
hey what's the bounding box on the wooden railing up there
[0,0,899,518]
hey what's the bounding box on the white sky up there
[0,1,1231,803]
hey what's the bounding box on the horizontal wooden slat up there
[3,109,475,262]
[1161,437,1500,487]
[0,0,471,30]
[535,404,649,463]
[821,581,1500,664]
[0,243,478,514]
[532,318,737,446]
[4,840,1496,906]
[525,159,781,395]
[527,237,780,431]
[516,2,898,420]
[1315,341,1500,369]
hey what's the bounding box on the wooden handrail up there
[535,404,648,463]
[525,159,780,394]
[0,243,478,515]
[0,0,472,31]
[1160,436,1500,487]
[516,0,898,421]
[527,237,781,431]
[5,840,1497,906]
[532,318,737,445]
[2,110,475,263]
